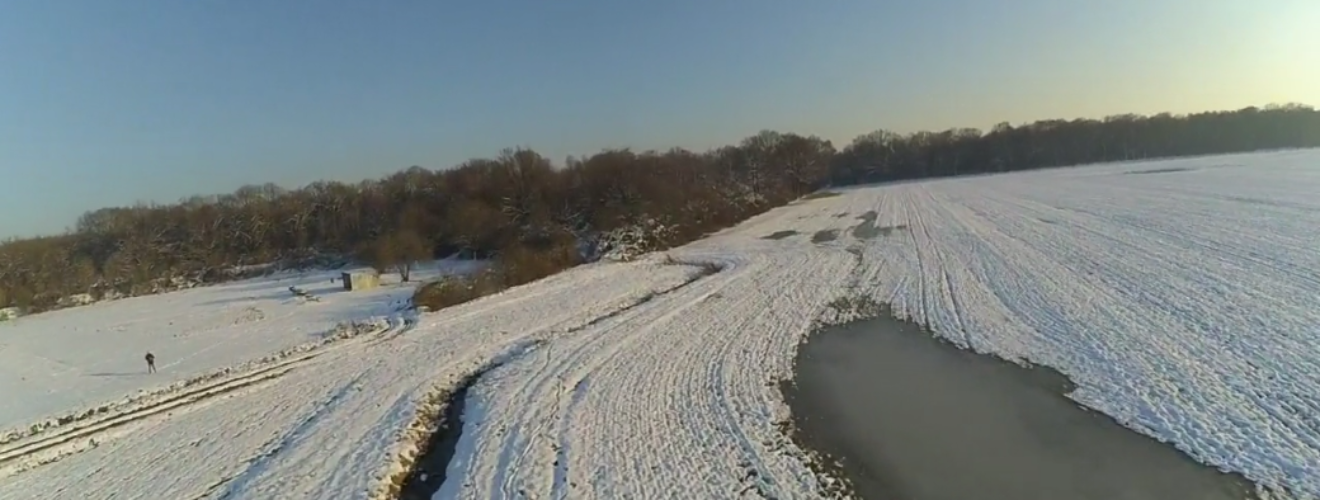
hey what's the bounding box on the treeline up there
[831,103,1320,184]
[1,103,1317,312]
[0,132,836,311]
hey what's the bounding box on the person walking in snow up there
[145,352,156,374]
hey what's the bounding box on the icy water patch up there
[784,313,1262,500]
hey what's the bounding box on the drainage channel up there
[394,260,726,499]
[396,370,484,500]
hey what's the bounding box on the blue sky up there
[1,0,1317,238]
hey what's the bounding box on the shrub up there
[498,243,580,287]
[411,271,502,311]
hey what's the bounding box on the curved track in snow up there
[1,150,1319,499]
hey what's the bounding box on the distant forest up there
[2,103,1317,312]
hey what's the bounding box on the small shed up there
[341,272,380,291]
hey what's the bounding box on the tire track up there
[964,191,1320,461]
[203,372,369,500]
[904,188,971,347]
[995,183,1320,292]
[368,315,418,345]
[445,245,852,498]
[388,262,636,346]
[922,181,1320,495]
[702,267,803,497]
[905,191,932,323]
[0,363,297,472]
[366,262,722,500]
[1069,204,1320,292]
[916,188,971,347]
[1,317,394,448]
[480,262,728,497]
[0,320,397,473]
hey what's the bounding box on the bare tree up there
[366,236,395,277]
[369,230,430,282]
[391,229,429,282]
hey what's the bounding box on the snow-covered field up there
[2,149,1319,499]
[0,259,482,430]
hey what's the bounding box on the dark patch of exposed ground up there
[802,191,843,200]
[762,230,799,240]
[812,229,840,243]
[782,305,1263,500]
[851,211,908,240]
[1125,167,1196,175]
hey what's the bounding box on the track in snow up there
[388,260,722,499]
[432,247,855,498]
[204,372,370,500]
[0,317,400,477]
[419,260,726,499]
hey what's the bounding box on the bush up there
[412,271,504,311]
[411,240,581,311]
[498,243,580,287]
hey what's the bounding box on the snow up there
[1,149,1319,499]
[0,259,480,430]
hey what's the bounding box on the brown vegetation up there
[1,104,1317,314]
[366,229,430,282]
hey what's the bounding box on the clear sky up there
[1,0,1317,238]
